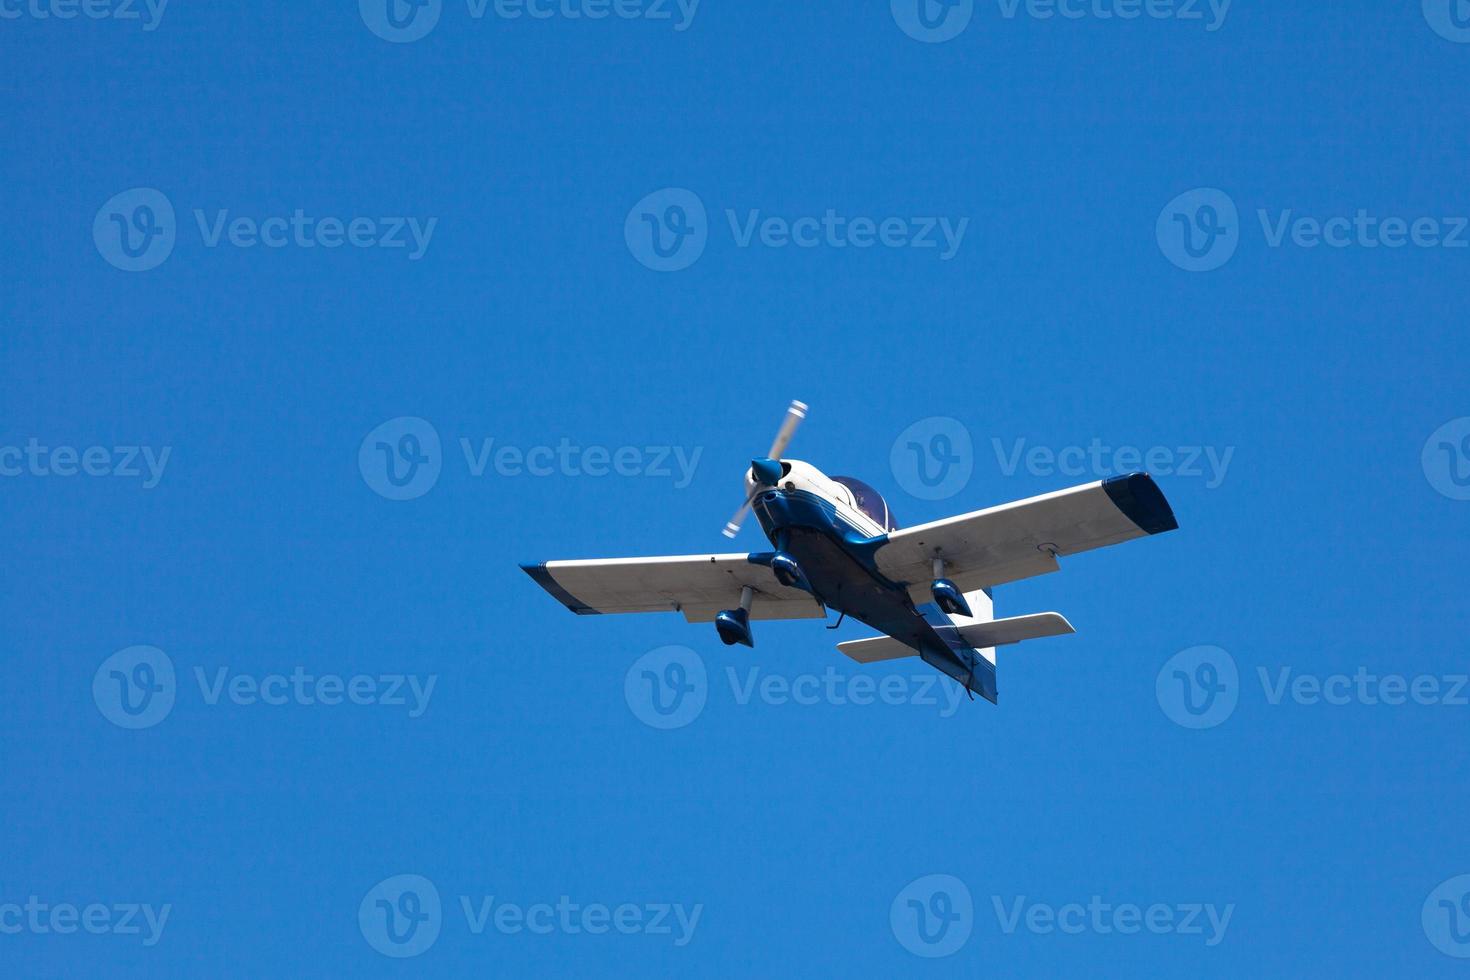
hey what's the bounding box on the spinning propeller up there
[721,399,808,539]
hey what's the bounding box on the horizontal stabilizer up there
[836,635,918,664]
[954,612,1074,649]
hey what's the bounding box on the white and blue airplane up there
[522,401,1178,704]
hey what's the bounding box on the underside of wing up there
[875,472,1178,598]
[521,554,826,622]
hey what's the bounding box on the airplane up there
[521,400,1179,704]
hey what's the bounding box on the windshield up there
[830,476,898,531]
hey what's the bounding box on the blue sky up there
[4,0,1470,975]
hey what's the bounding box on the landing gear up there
[715,586,755,647]
[930,557,973,618]
[769,552,809,591]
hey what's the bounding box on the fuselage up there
[746,459,997,700]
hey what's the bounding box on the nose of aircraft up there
[750,456,784,486]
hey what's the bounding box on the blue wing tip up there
[520,561,600,615]
[1102,472,1179,535]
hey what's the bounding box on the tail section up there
[833,588,1075,705]
[921,589,1074,705]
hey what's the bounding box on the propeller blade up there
[721,399,808,539]
[722,500,752,539]
[766,399,808,460]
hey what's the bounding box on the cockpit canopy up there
[831,476,898,531]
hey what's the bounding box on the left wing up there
[521,554,826,622]
[874,472,1178,599]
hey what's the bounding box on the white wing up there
[874,473,1178,600]
[521,554,826,622]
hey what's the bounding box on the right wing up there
[521,554,827,623]
[874,473,1178,599]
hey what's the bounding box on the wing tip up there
[1103,472,1179,535]
[520,561,601,615]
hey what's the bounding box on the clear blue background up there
[3,1,1468,975]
